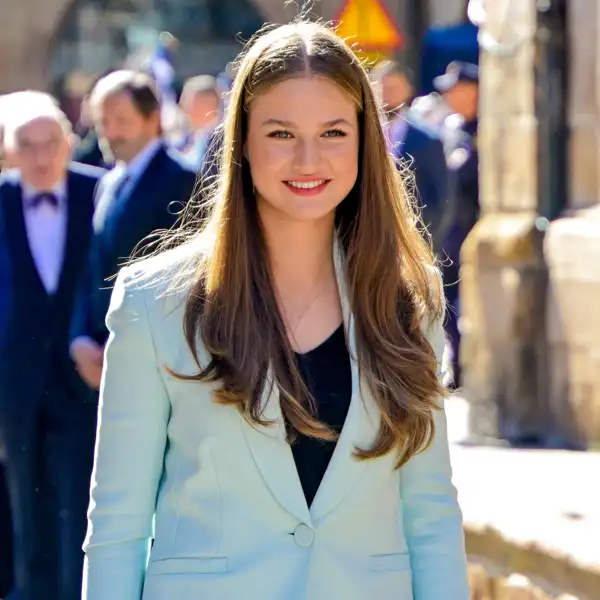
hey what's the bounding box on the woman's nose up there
[293,138,320,173]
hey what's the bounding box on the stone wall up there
[461,0,600,448]
[0,0,463,94]
[468,563,584,600]
[460,0,548,443]
[0,0,293,94]
[543,0,600,448]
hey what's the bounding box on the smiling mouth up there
[284,179,331,195]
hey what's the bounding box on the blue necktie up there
[113,173,131,202]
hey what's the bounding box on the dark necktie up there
[113,173,131,202]
[30,192,59,209]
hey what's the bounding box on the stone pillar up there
[460,0,550,444]
[543,0,600,449]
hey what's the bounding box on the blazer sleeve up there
[399,274,470,600]
[82,266,170,600]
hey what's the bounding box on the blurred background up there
[1,0,599,599]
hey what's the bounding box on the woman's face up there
[246,76,359,224]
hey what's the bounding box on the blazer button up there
[293,523,315,547]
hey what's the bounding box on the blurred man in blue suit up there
[437,61,480,389]
[70,71,197,391]
[178,75,221,170]
[373,61,449,251]
[0,96,13,600]
[0,94,104,600]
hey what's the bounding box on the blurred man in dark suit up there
[0,466,11,600]
[0,94,14,600]
[373,61,449,251]
[72,71,117,170]
[70,70,197,390]
[72,96,109,170]
[437,61,480,389]
[0,93,104,600]
[178,75,220,170]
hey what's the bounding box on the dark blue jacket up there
[440,118,479,263]
[389,116,448,248]
[71,144,197,345]
[0,162,104,408]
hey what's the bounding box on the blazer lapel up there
[241,370,313,526]
[55,172,86,298]
[309,242,381,521]
[1,182,48,298]
[241,241,382,526]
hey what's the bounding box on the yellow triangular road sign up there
[335,0,403,51]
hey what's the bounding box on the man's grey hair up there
[2,91,72,151]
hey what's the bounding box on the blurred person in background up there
[193,69,234,196]
[0,97,6,171]
[371,60,415,123]
[150,32,183,146]
[73,72,117,170]
[0,94,104,600]
[436,61,480,390]
[178,75,221,169]
[72,92,110,169]
[0,123,11,600]
[70,70,197,392]
[0,469,10,600]
[0,92,59,173]
[418,0,480,96]
[409,89,453,131]
[0,97,14,600]
[372,61,448,253]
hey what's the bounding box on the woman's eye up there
[323,129,347,138]
[268,130,293,139]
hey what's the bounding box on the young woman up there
[82,22,469,600]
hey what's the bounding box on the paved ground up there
[446,396,600,573]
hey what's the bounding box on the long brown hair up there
[168,22,445,468]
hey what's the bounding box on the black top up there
[291,323,352,507]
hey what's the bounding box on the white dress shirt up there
[21,178,67,295]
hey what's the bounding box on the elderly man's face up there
[13,117,70,189]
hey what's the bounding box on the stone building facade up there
[462,0,600,448]
[0,0,465,95]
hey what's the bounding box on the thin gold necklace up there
[278,274,331,344]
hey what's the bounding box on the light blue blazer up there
[82,241,470,600]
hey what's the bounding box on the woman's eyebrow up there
[260,117,353,128]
